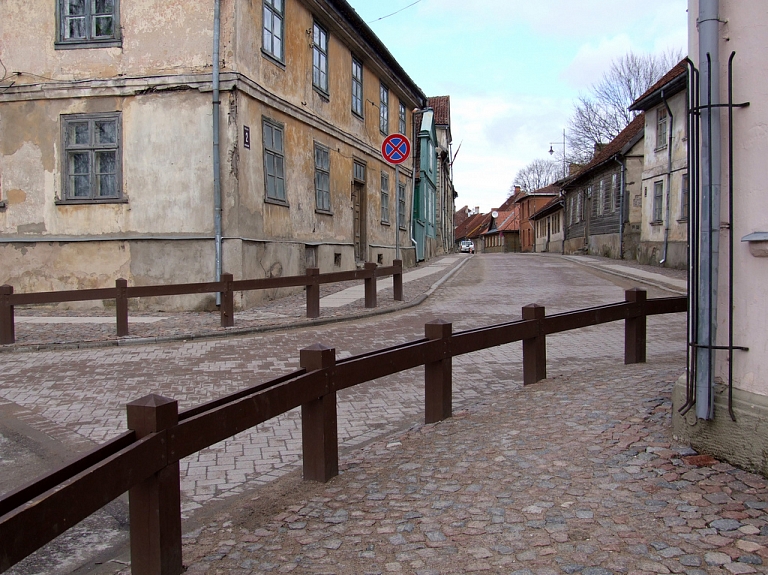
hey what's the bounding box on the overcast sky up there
[349,0,688,212]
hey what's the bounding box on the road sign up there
[381,134,411,165]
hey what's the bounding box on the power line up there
[367,0,424,24]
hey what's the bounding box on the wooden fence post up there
[126,394,182,575]
[522,304,547,385]
[625,288,647,364]
[220,273,234,328]
[364,262,377,308]
[299,344,338,482]
[306,268,320,318]
[393,259,403,301]
[0,285,14,345]
[116,279,129,337]
[425,320,453,423]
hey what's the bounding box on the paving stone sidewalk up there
[4,255,468,350]
[122,357,768,575]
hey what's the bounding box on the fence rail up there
[0,261,404,344]
[0,288,687,574]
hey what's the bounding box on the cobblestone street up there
[3,254,754,575]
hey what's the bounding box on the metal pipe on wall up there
[213,0,223,305]
[660,90,674,265]
[696,0,722,420]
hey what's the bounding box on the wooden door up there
[352,182,366,261]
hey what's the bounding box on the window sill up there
[265,197,289,208]
[55,39,121,50]
[352,110,365,122]
[399,225,407,231]
[677,217,688,223]
[0,200,6,210]
[261,50,286,69]
[55,197,128,205]
[315,208,333,216]
[381,220,390,226]
[654,144,668,153]
[651,220,664,226]
[313,86,330,102]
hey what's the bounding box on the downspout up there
[613,156,626,259]
[696,0,722,420]
[659,89,674,265]
[213,0,223,304]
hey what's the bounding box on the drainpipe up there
[696,0,722,421]
[213,0,223,305]
[660,89,674,265]
[613,156,626,259]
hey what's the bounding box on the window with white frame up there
[398,182,406,229]
[262,0,284,62]
[312,22,329,94]
[314,143,330,212]
[656,106,668,149]
[611,173,619,212]
[57,0,120,47]
[379,84,389,134]
[380,172,390,223]
[653,181,664,222]
[263,118,286,203]
[351,57,363,117]
[597,180,605,216]
[61,112,121,201]
[398,102,406,135]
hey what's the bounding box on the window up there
[380,84,389,134]
[597,180,605,216]
[314,143,330,212]
[681,173,689,220]
[656,106,668,150]
[611,173,619,212]
[399,102,406,135]
[380,172,390,223]
[653,181,664,223]
[353,161,366,183]
[57,0,120,47]
[312,22,328,94]
[351,58,363,117]
[61,113,121,201]
[398,182,406,229]
[263,119,286,203]
[262,0,284,62]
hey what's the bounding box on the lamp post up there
[548,129,567,179]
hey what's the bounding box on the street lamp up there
[548,129,567,179]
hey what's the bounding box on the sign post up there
[381,134,411,261]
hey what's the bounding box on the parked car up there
[459,240,475,253]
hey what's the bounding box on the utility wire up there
[367,0,424,24]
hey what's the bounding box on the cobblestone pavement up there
[171,358,768,575]
[0,253,722,575]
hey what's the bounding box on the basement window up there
[56,0,121,49]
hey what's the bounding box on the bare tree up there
[511,158,561,195]
[567,50,683,162]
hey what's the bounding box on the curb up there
[559,255,687,295]
[0,257,471,354]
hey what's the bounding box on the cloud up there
[560,35,634,89]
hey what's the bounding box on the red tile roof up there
[427,96,451,126]
[630,60,688,110]
[566,113,645,186]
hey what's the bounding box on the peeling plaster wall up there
[0,0,424,309]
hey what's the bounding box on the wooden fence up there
[0,261,404,345]
[0,288,686,574]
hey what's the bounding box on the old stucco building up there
[629,61,689,269]
[0,0,426,309]
[673,0,768,475]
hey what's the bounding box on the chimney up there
[475,206,480,215]
[515,185,521,195]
